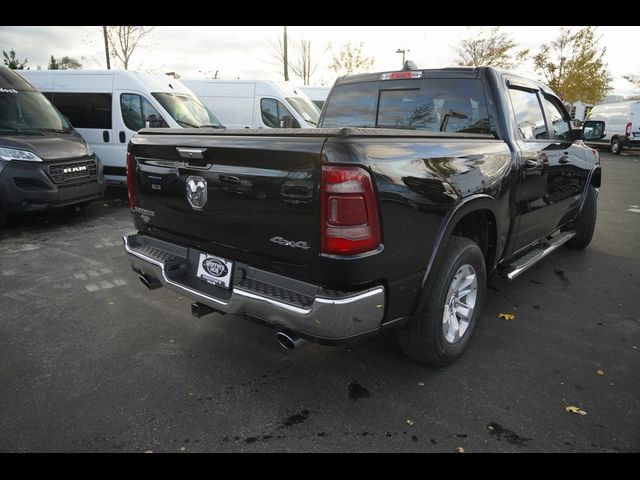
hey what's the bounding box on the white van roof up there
[18,69,194,95]
[181,79,307,99]
[300,86,331,101]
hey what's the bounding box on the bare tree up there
[455,26,528,69]
[106,26,156,70]
[289,40,329,86]
[623,74,640,89]
[49,56,82,70]
[329,42,374,76]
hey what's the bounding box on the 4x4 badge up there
[186,176,207,210]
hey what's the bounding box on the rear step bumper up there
[123,233,385,343]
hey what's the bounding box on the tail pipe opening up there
[276,330,307,350]
[139,273,161,290]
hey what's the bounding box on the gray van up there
[0,67,105,227]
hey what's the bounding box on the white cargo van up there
[586,100,640,154]
[300,86,331,110]
[181,79,320,129]
[18,70,222,184]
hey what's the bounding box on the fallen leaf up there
[418,382,425,387]
[565,406,587,416]
[186,387,194,397]
[406,419,414,426]
[498,313,515,321]
[596,369,604,376]
[455,447,465,453]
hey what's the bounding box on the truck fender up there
[412,194,501,315]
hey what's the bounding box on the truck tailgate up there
[129,132,323,267]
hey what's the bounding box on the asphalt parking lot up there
[1,150,638,453]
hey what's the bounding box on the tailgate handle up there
[177,147,206,160]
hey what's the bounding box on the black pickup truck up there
[122,66,605,366]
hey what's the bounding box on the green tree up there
[533,26,612,104]
[48,55,59,70]
[3,49,28,69]
[456,26,528,69]
[329,42,374,76]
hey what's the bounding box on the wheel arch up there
[412,194,500,315]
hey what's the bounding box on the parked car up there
[0,67,105,228]
[585,100,640,154]
[18,69,222,185]
[182,79,319,129]
[122,66,604,366]
[300,86,331,110]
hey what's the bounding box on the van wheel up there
[566,186,597,249]
[610,138,622,155]
[397,236,486,366]
[0,207,6,229]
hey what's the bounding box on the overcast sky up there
[1,26,638,96]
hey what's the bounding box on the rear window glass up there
[322,78,491,134]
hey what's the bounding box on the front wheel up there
[397,236,486,366]
[566,185,597,249]
[610,138,623,155]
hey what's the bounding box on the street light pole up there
[396,48,410,68]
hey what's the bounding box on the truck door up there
[508,84,587,253]
[114,92,169,182]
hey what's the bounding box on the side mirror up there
[144,114,163,128]
[280,116,296,129]
[582,120,606,141]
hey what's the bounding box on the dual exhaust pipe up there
[139,273,306,350]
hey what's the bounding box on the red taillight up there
[321,165,381,255]
[626,122,632,137]
[126,151,134,209]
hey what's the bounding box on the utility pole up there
[396,48,409,68]
[283,26,289,81]
[102,26,111,70]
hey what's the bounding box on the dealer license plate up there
[196,253,233,289]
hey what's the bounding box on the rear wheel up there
[0,206,6,229]
[610,138,623,155]
[397,236,486,366]
[566,185,597,249]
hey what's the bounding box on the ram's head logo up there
[186,176,207,210]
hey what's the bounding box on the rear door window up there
[508,88,548,140]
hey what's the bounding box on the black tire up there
[566,185,597,249]
[0,206,6,229]
[610,138,622,155]
[397,236,486,366]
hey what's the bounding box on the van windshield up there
[152,92,224,128]
[286,97,320,126]
[0,89,71,133]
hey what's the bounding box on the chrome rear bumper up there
[123,233,385,341]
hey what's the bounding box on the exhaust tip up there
[276,330,306,350]
[139,273,161,290]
